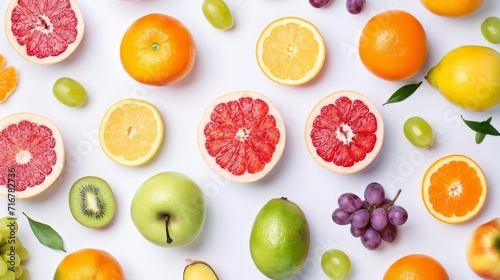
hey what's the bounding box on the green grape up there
[15,266,27,280]
[0,270,14,280]
[0,218,17,240]
[321,249,351,280]
[0,237,21,253]
[0,259,7,276]
[481,16,500,44]
[13,266,21,279]
[2,252,20,269]
[14,247,27,262]
[52,77,87,107]
[202,0,234,30]
[403,116,434,148]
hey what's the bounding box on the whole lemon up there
[426,45,500,111]
[250,197,310,279]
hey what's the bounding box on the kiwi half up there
[69,176,116,228]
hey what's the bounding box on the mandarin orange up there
[383,254,449,280]
[0,54,18,103]
[120,13,196,86]
[53,248,125,280]
[359,10,427,82]
[420,0,484,17]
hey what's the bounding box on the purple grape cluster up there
[332,183,408,250]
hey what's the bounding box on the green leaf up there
[23,212,66,252]
[383,81,423,105]
[475,117,492,144]
[461,116,500,138]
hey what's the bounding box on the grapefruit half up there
[4,0,85,65]
[198,91,286,183]
[0,113,65,199]
[305,90,384,174]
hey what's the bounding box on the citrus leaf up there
[23,212,66,252]
[461,116,500,143]
[383,81,423,105]
[475,117,492,144]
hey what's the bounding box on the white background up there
[1,0,500,279]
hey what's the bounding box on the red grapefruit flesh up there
[0,113,65,199]
[4,0,85,65]
[305,90,384,174]
[198,91,286,183]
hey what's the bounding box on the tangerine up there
[0,54,18,103]
[383,254,449,280]
[120,13,196,86]
[420,0,484,17]
[359,10,427,82]
[53,248,125,280]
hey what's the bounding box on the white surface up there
[1,0,499,279]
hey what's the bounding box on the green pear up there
[426,45,500,111]
[130,172,206,247]
[250,197,310,279]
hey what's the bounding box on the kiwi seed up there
[69,176,116,228]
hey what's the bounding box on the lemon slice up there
[256,16,326,86]
[99,98,164,166]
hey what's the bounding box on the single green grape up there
[13,266,22,279]
[481,16,500,44]
[1,252,20,269]
[16,266,28,280]
[321,249,351,280]
[202,0,234,30]
[0,259,7,277]
[52,77,87,107]
[403,116,434,148]
[0,218,17,240]
[0,269,13,280]
[0,237,21,252]
[14,246,27,262]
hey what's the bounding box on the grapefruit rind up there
[0,112,65,199]
[98,98,164,167]
[304,90,384,174]
[4,0,85,65]
[256,16,326,86]
[422,154,487,224]
[197,91,286,183]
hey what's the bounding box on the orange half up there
[422,154,487,224]
[0,54,18,103]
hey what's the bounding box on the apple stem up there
[165,214,173,244]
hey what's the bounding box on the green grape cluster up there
[0,217,29,280]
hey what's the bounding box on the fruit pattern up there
[0,0,499,279]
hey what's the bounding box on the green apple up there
[130,171,206,247]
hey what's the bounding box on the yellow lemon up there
[426,45,500,111]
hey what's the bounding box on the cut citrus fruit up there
[0,54,18,103]
[5,0,85,65]
[99,98,164,167]
[422,154,487,224]
[383,254,449,280]
[305,90,384,174]
[256,16,326,86]
[0,112,65,199]
[198,91,286,183]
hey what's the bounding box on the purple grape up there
[364,182,385,206]
[388,205,408,226]
[350,209,370,229]
[346,0,365,14]
[338,193,364,213]
[361,228,382,250]
[379,198,392,209]
[350,224,367,238]
[380,223,398,243]
[309,0,332,8]
[370,208,388,231]
[332,207,351,225]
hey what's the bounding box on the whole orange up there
[420,0,484,17]
[359,10,427,82]
[120,13,196,86]
[53,248,125,280]
[383,254,449,280]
